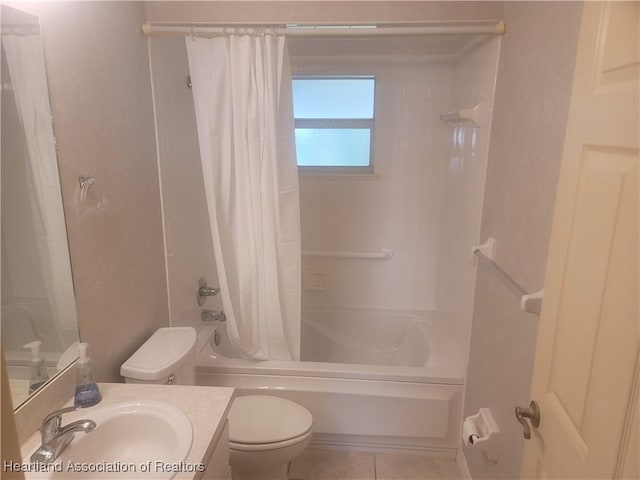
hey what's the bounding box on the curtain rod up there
[141,21,505,37]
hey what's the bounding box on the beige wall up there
[145,1,503,24]
[15,2,169,382]
[462,2,583,478]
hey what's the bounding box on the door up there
[521,2,639,479]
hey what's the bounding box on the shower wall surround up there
[434,37,501,371]
[150,40,500,337]
[148,36,221,329]
[148,41,456,324]
[297,58,453,313]
[145,1,504,331]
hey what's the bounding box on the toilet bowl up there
[228,395,313,480]
[122,329,313,480]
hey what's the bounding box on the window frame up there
[292,75,377,174]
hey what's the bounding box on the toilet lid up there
[228,395,313,445]
[120,327,196,381]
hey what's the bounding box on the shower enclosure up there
[148,24,501,453]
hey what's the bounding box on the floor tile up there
[374,453,461,480]
[289,448,376,480]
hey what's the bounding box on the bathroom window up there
[292,76,375,171]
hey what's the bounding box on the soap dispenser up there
[23,341,49,394]
[74,342,102,407]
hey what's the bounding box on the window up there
[292,76,375,170]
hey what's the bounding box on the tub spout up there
[202,309,226,322]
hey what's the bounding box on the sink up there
[23,401,193,479]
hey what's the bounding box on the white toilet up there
[227,395,313,480]
[121,327,313,480]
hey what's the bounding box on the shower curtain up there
[186,33,301,360]
[3,34,78,349]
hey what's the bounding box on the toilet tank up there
[121,327,197,385]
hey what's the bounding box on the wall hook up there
[78,174,107,215]
[78,175,96,190]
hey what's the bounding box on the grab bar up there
[473,249,527,297]
[302,248,393,260]
[472,238,543,315]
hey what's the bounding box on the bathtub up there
[1,297,60,352]
[2,297,65,382]
[196,308,464,454]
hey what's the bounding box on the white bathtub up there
[196,308,464,454]
[302,307,442,367]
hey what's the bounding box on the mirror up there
[1,5,80,410]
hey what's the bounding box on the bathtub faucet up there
[201,309,226,323]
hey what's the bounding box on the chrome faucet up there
[30,406,96,464]
[197,277,220,306]
[201,309,226,322]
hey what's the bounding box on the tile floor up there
[289,448,462,480]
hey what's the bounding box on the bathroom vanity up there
[18,383,235,480]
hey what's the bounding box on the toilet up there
[121,327,313,480]
[227,395,313,480]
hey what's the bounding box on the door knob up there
[515,400,540,439]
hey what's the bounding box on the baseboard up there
[308,433,457,457]
[456,448,473,480]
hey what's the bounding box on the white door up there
[521,1,639,479]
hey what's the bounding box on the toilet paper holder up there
[462,408,500,462]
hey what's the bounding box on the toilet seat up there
[228,395,313,451]
[229,428,312,452]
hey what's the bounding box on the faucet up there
[30,406,96,464]
[201,309,226,322]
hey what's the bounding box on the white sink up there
[23,401,193,479]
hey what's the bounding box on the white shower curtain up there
[3,34,78,349]
[186,33,301,360]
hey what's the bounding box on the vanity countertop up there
[19,382,235,480]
